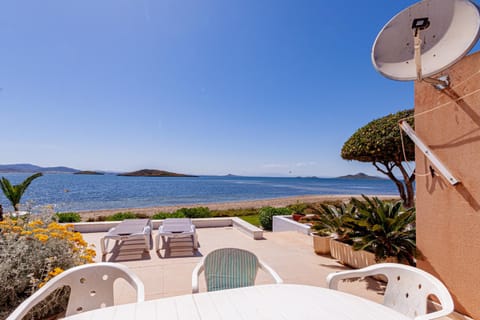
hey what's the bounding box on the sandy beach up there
[78,194,398,221]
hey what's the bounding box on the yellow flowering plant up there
[0,217,95,319]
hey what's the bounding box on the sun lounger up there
[101,219,152,256]
[156,218,198,251]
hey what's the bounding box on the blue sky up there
[0,0,457,177]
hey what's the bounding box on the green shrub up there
[55,212,81,223]
[211,208,258,217]
[287,202,308,214]
[105,212,138,221]
[258,206,292,230]
[152,212,186,219]
[175,207,211,218]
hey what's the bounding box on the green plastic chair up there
[192,248,283,293]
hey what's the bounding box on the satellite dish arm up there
[399,120,459,185]
[414,31,423,81]
[412,19,450,89]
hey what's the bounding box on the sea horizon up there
[0,173,399,213]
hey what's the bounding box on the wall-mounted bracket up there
[399,120,460,185]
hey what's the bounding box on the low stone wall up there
[72,217,263,240]
[272,215,311,235]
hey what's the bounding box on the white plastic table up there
[63,284,410,320]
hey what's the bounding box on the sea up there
[0,173,399,213]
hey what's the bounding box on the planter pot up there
[312,234,331,255]
[329,240,399,269]
[330,240,376,269]
[292,213,305,222]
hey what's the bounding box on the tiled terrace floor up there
[81,227,456,319]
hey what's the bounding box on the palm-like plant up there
[0,173,43,211]
[311,203,356,241]
[347,195,416,265]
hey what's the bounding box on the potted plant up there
[309,203,354,255]
[287,203,308,222]
[347,196,416,265]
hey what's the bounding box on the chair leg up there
[101,238,109,255]
[144,235,149,252]
[161,236,167,249]
[155,234,160,251]
[193,234,198,250]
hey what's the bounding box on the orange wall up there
[415,51,480,318]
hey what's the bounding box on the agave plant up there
[347,195,416,265]
[0,172,43,211]
[310,202,355,242]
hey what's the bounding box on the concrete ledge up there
[72,217,263,240]
[272,215,311,235]
[231,217,264,240]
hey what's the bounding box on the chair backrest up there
[375,264,454,319]
[162,218,194,233]
[203,248,260,292]
[7,263,144,320]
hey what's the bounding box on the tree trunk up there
[396,161,416,208]
[373,161,413,207]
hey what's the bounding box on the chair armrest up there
[120,272,145,303]
[191,261,205,293]
[326,264,388,290]
[414,310,454,320]
[259,260,283,284]
[142,225,151,235]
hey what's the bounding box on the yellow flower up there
[49,267,64,276]
[80,255,95,263]
[85,248,97,257]
[34,234,49,243]
[12,226,23,232]
[21,230,33,236]
[28,220,44,228]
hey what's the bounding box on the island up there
[74,171,104,175]
[118,169,198,177]
[0,163,78,173]
[337,172,385,180]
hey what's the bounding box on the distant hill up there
[337,172,385,180]
[74,170,104,175]
[118,169,198,177]
[0,163,79,173]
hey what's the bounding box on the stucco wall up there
[415,51,480,318]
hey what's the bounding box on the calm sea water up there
[0,173,399,212]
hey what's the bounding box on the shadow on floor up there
[157,237,203,259]
[103,239,152,262]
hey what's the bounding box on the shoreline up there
[78,194,399,221]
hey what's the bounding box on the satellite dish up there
[372,0,480,82]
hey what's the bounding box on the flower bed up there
[0,218,95,319]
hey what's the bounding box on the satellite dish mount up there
[411,17,450,90]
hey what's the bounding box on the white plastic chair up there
[156,218,198,251]
[326,263,454,320]
[192,247,283,293]
[7,262,145,320]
